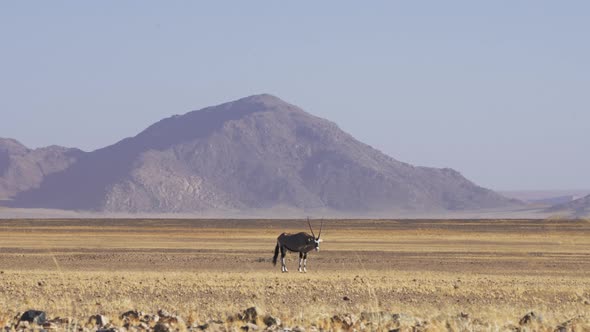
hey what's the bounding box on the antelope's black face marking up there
[314,238,322,251]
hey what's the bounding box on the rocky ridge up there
[3,94,516,214]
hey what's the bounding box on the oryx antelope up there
[272,218,323,273]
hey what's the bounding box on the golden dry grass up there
[0,218,589,331]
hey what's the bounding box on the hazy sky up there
[1,2,589,191]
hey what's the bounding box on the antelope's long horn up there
[318,220,323,239]
[307,217,315,238]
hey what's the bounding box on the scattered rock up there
[19,310,46,325]
[97,328,120,332]
[159,315,179,325]
[263,315,281,327]
[413,320,428,332]
[154,322,171,332]
[342,296,351,301]
[331,314,358,329]
[121,310,141,321]
[142,314,159,324]
[239,307,259,323]
[42,321,58,330]
[519,311,542,325]
[12,308,577,332]
[89,314,110,327]
[240,322,259,331]
[195,323,209,330]
[158,309,172,318]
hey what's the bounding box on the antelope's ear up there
[318,239,323,242]
[306,238,312,243]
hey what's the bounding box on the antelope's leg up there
[303,253,308,273]
[280,245,288,273]
[298,252,303,272]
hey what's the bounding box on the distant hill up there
[531,195,576,206]
[3,94,517,214]
[546,194,590,218]
[0,138,82,201]
[500,190,590,204]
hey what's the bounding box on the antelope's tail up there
[272,241,280,266]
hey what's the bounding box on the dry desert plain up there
[0,218,589,331]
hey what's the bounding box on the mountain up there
[4,94,516,213]
[546,194,590,218]
[0,138,82,201]
[500,190,590,204]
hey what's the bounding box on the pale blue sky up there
[1,1,589,191]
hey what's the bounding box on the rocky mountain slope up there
[0,138,82,201]
[4,94,516,213]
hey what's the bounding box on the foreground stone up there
[19,310,46,325]
[89,315,110,327]
[3,309,589,332]
[331,314,358,329]
[519,311,542,325]
[240,322,259,331]
[240,307,259,324]
[262,315,281,327]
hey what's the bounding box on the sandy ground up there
[0,218,589,331]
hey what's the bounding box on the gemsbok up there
[272,218,323,273]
